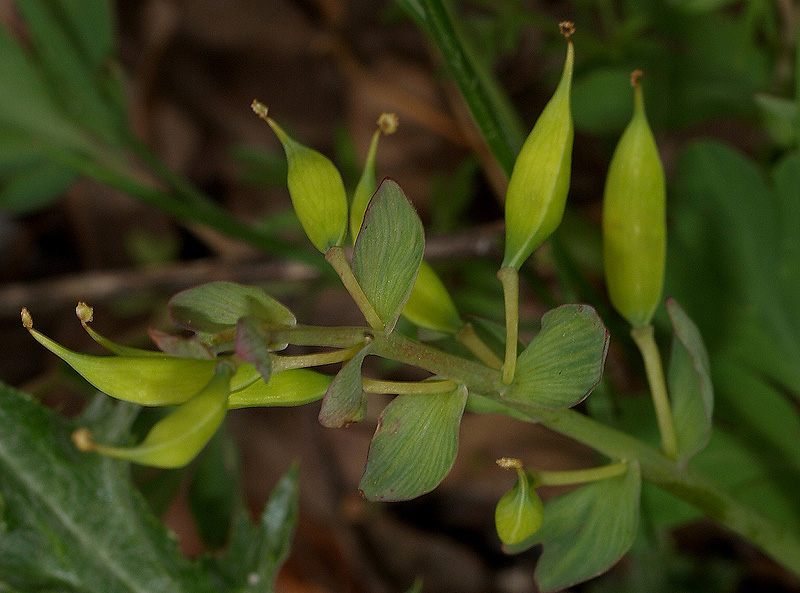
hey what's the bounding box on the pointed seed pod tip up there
[377,112,398,135]
[76,302,93,324]
[496,457,523,470]
[21,308,32,329]
[251,100,268,120]
[72,428,96,452]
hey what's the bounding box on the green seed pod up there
[502,23,575,270]
[228,368,332,409]
[350,112,398,242]
[22,307,258,404]
[74,362,234,468]
[402,260,462,334]
[602,71,666,328]
[494,458,544,546]
[253,101,347,253]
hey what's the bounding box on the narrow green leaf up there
[208,463,299,592]
[395,0,524,174]
[503,304,609,409]
[318,343,372,428]
[359,386,467,501]
[352,179,425,331]
[169,282,296,334]
[506,462,642,592]
[14,0,124,142]
[52,0,116,68]
[667,298,713,463]
[0,23,94,154]
[0,159,76,213]
[773,151,800,332]
[227,369,332,409]
[0,382,217,593]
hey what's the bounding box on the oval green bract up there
[268,118,347,253]
[502,39,574,270]
[169,281,296,334]
[602,75,666,328]
[352,179,425,331]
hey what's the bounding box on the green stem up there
[325,246,385,330]
[455,322,503,370]
[631,325,678,460]
[362,378,457,394]
[530,461,628,487]
[271,342,365,373]
[498,266,519,384]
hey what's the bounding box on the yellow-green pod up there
[602,71,666,328]
[253,101,347,253]
[228,368,332,409]
[22,308,218,405]
[494,459,544,545]
[350,112,398,242]
[401,260,462,334]
[74,363,233,468]
[502,23,575,270]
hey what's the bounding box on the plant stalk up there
[497,266,519,385]
[455,322,503,370]
[631,324,678,459]
[530,461,628,487]
[325,247,385,330]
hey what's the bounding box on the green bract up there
[602,72,666,328]
[502,24,574,270]
[255,103,347,253]
[352,179,425,331]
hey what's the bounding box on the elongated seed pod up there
[502,23,575,270]
[253,102,347,253]
[350,112,398,242]
[21,308,256,405]
[602,71,666,328]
